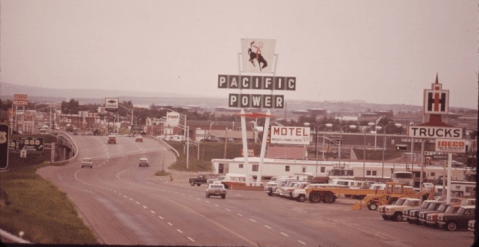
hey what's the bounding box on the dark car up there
[425,204,461,228]
[403,200,437,224]
[438,205,475,231]
[408,201,443,225]
[419,203,456,226]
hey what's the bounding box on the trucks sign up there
[407,126,462,139]
[270,126,310,145]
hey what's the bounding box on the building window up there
[239,164,243,168]
[285,166,290,172]
[320,167,325,173]
[302,167,306,173]
[367,170,371,176]
[372,171,377,176]
[252,165,258,171]
[430,172,435,177]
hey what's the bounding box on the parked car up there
[135,135,143,142]
[205,184,227,199]
[108,134,116,144]
[379,198,421,221]
[438,205,476,231]
[425,204,461,228]
[407,200,444,225]
[189,175,215,186]
[138,158,149,167]
[264,176,291,196]
[468,220,475,232]
[81,158,93,168]
[403,200,438,224]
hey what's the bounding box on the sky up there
[1,0,478,109]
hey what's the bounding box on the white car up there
[81,158,93,168]
[139,158,149,167]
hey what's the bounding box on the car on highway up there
[135,135,143,142]
[108,134,116,144]
[139,158,149,167]
[205,184,227,199]
[81,158,93,168]
[437,205,476,231]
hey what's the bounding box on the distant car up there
[108,135,116,144]
[73,129,78,135]
[205,184,227,199]
[139,158,149,167]
[81,158,93,168]
[135,135,143,142]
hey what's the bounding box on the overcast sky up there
[1,0,477,109]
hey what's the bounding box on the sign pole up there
[447,153,452,204]
[256,110,271,186]
[240,109,250,186]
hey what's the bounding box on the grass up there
[154,170,171,176]
[0,163,98,244]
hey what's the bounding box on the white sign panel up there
[166,112,180,127]
[435,139,466,153]
[270,126,310,145]
[105,98,119,110]
[241,38,276,73]
[407,126,462,139]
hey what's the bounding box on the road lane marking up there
[143,205,147,209]
[129,198,133,201]
[158,216,164,220]
[280,232,289,237]
[177,229,183,234]
[205,201,210,203]
[136,202,140,204]
[249,219,256,222]
[264,225,271,229]
[150,210,155,214]
[237,213,243,217]
[215,204,219,207]
[298,240,306,245]
[187,237,195,242]
[226,208,231,211]
[167,222,173,226]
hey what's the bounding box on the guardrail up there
[146,136,180,158]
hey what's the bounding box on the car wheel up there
[322,193,335,203]
[190,181,195,186]
[90,166,92,169]
[382,215,390,220]
[407,219,414,224]
[206,194,210,198]
[445,221,457,231]
[196,184,201,186]
[297,195,306,202]
[367,203,378,211]
[393,213,403,222]
[267,191,273,196]
[309,192,322,203]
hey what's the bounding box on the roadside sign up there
[435,139,466,153]
[18,137,44,152]
[105,98,119,111]
[0,124,9,169]
[166,112,180,127]
[14,94,28,100]
[241,149,255,157]
[13,100,28,106]
[407,126,462,139]
[270,126,310,145]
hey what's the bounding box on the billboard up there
[270,126,310,145]
[407,126,462,139]
[166,112,180,127]
[241,38,276,73]
[105,98,119,111]
[435,139,466,153]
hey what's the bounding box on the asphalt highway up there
[37,135,475,247]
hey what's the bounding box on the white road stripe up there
[249,219,256,222]
[237,213,243,216]
[158,216,164,220]
[215,204,219,207]
[177,229,183,234]
[264,225,271,229]
[150,210,155,214]
[136,202,140,204]
[167,222,173,226]
[298,240,306,245]
[226,208,231,211]
[143,205,147,209]
[280,232,289,237]
[187,237,195,242]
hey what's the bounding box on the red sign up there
[435,139,466,153]
[13,100,28,106]
[14,94,28,100]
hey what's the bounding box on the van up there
[221,173,248,189]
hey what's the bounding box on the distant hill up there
[1,82,474,114]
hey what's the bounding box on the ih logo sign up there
[423,75,449,114]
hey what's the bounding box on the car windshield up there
[421,201,431,209]
[444,206,457,214]
[211,185,223,189]
[427,202,439,210]
[456,207,466,215]
[403,200,416,206]
[437,204,447,212]
[395,199,406,205]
